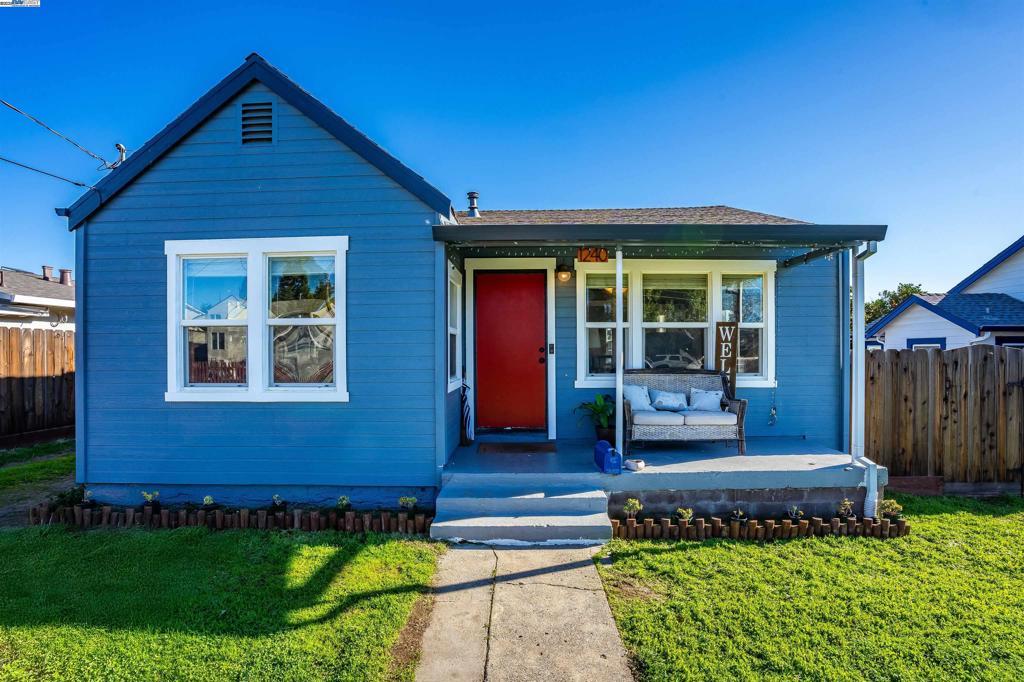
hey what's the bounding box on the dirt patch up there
[605,577,668,603]
[387,591,435,681]
[0,472,75,527]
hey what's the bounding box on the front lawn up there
[597,495,1024,681]
[0,528,442,681]
[0,454,74,491]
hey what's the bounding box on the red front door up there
[475,271,547,429]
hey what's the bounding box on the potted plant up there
[79,488,97,510]
[398,496,417,512]
[201,495,221,511]
[675,507,694,524]
[271,494,288,513]
[785,505,804,523]
[574,393,615,442]
[729,508,747,525]
[336,495,351,511]
[140,490,161,514]
[878,499,903,521]
[623,498,643,520]
[836,497,856,522]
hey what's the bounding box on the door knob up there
[538,346,546,353]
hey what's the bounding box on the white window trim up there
[447,263,464,393]
[574,259,777,389]
[164,236,349,402]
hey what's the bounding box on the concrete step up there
[429,511,613,544]
[437,484,609,515]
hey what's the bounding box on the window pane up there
[722,275,763,323]
[448,333,458,380]
[184,258,247,321]
[643,274,707,323]
[587,327,629,375]
[272,325,335,384]
[269,255,335,319]
[448,281,459,329]
[738,328,761,374]
[643,328,705,370]
[586,273,629,322]
[185,326,247,385]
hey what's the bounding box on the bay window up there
[575,259,776,388]
[165,236,348,402]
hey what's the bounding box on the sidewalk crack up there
[482,547,499,681]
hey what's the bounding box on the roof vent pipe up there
[59,269,73,286]
[41,265,53,281]
[467,191,480,218]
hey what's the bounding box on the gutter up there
[852,242,880,518]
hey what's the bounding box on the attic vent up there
[241,101,274,144]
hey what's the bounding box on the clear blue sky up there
[1,0,1021,298]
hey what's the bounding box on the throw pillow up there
[623,385,655,412]
[649,389,688,412]
[690,388,725,412]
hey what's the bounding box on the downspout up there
[851,241,878,517]
[614,247,625,456]
[970,331,993,345]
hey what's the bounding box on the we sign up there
[715,322,739,394]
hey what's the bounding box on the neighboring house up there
[57,54,888,539]
[0,265,75,330]
[866,234,1024,350]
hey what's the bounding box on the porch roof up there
[432,223,887,248]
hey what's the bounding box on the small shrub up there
[837,497,855,519]
[271,494,287,510]
[336,495,350,510]
[202,495,215,507]
[398,496,417,511]
[786,505,804,522]
[51,485,85,507]
[623,498,643,519]
[878,498,903,519]
[729,508,747,524]
[675,507,694,523]
[141,491,160,504]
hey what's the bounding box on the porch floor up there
[444,437,884,492]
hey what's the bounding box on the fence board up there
[867,346,1024,487]
[0,328,75,438]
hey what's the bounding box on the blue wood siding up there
[81,82,443,488]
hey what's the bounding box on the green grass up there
[0,528,443,681]
[0,439,74,468]
[0,455,74,491]
[597,495,1024,681]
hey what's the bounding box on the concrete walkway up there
[416,545,632,682]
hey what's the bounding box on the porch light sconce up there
[556,263,573,283]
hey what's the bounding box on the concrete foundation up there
[608,486,875,518]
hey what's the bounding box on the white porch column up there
[851,247,865,465]
[614,247,625,454]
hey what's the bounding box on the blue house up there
[60,55,888,542]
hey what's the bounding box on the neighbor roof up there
[866,292,1024,338]
[948,233,1024,295]
[455,206,807,225]
[0,267,75,303]
[56,53,453,229]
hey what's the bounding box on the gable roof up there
[56,53,452,229]
[865,292,1024,338]
[0,267,75,303]
[947,233,1024,294]
[454,206,806,225]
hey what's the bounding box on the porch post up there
[615,247,625,454]
[851,247,865,466]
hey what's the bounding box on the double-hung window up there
[447,264,463,392]
[576,259,775,389]
[165,236,348,402]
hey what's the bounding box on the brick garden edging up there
[611,515,910,540]
[27,503,434,536]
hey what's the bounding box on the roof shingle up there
[454,205,806,225]
[0,268,75,302]
[937,293,1024,329]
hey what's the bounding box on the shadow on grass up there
[0,526,432,638]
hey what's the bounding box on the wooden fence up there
[0,328,75,439]
[866,346,1024,491]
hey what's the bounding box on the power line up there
[0,98,121,169]
[0,154,95,189]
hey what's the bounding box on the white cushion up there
[632,411,687,426]
[649,389,688,412]
[690,388,725,412]
[683,410,737,426]
[623,384,656,412]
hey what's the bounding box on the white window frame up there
[575,259,776,389]
[447,263,464,393]
[165,236,349,402]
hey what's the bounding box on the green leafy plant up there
[837,498,856,519]
[271,494,287,510]
[676,507,694,523]
[786,505,804,522]
[574,394,615,429]
[51,485,85,508]
[623,498,643,519]
[141,491,160,504]
[398,496,417,511]
[729,508,747,524]
[202,495,215,507]
[336,495,350,510]
[878,498,903,519]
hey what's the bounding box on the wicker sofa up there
[622,369,747,455]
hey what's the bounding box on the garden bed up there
[28,502,434,536]
[611,513,909,540]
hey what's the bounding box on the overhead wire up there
[1,98,123,170]
[0,154,95,189]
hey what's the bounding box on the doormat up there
[477,442,557,455]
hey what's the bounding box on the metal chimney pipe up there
[59,268,72,286]
[41,265,53,281]
[466,191,480,218]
